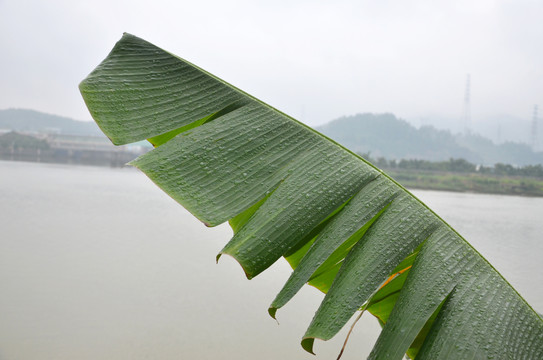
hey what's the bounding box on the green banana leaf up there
[79,33,543,359]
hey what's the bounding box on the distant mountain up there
[317,113,543,166]
[456,133,543,166]
[317,113,480,162]
[415,113,536,147]
[3,109,541,166]
[0,108,104,137]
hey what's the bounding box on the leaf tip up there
[301,337,316,355]
[268,307,278,321]
[217,248,255,279]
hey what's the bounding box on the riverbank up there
[388,169,543,197]
[3,155,543,197]
[0,131,147,167]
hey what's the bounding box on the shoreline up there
[387,169,543,197]
[3,157,543,197]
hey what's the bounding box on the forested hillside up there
[0,109,103,136]
[317,113,543,166]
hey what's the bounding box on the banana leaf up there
[79,33,543,359]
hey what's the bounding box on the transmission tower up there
[531,105,538,150]
[463,74,471,134]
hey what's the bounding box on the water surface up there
[0,161,541,359]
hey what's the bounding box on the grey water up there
[0,160,541,359]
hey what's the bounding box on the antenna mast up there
[531,105,539,150]
[463,74,471,134]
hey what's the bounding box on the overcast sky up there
[1,0,542,127]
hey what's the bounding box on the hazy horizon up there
[1,0,541,130]
[1,105,537,148]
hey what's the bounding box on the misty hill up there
[317,113,478,162]
[0,108,104,136]
[416,113,537,147]
[317,113,543,166]
[3,108,541,166]
[455,133,543,166]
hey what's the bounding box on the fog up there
[1,0,542,128]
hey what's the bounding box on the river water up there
[0,160,541,359]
